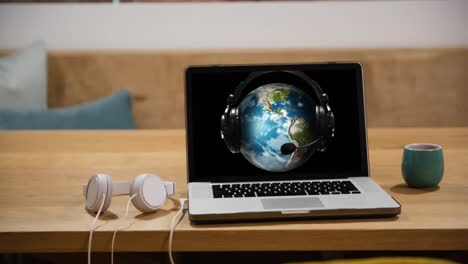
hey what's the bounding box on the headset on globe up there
[220,70,335,155]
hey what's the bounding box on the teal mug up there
[402,143,444,188]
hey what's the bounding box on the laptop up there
[185,62,400,223]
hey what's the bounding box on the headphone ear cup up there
[327,110,335,138]
[221,106,241,153]
[221,106,236,153]
[315,106,324,133]
[220,107,230,141]
[231,107,241,153]
[85,174,112,213]
[315,105,328,151]
[131,174,167,213]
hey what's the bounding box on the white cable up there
[168,198,187,264]
[111,194,137,264]
[88,193,106,264]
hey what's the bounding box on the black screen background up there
[185,63,368,182]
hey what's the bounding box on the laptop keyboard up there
[212,180,360,198]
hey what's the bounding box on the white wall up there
[0,0,467,50]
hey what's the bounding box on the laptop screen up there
[185,63,368,183]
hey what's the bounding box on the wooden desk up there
[0,128,467,253]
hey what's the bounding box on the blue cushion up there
[0,90,136,129]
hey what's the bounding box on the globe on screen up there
[239,83,318,172]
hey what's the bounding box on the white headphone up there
[83,173,176,213]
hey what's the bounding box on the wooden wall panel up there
[1,48,467,128]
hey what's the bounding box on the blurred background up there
[0,0,467,130]
[1,1,466,49]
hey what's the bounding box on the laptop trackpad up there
[261,197,324,210]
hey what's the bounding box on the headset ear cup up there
[232,107,241,153]
[85,174,112,213]
[222,107,240,153]
[327,110,335,138]
[221,106,238,153]
[131,174,167,213]
[220,107,231,146]
[315,105,326,151]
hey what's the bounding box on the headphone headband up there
[82,180,176,197]
[227,70,328,107]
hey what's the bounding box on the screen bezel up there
[185,62,369,183]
